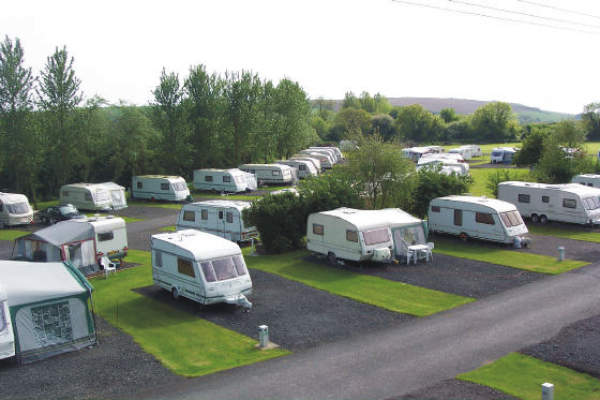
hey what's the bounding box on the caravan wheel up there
[171,287,180,301]
[530,214,539,223]
[539,215,548,224]
[459,232,468,242]
[327,252,337,266]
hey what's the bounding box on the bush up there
[411,168,472,218]
[486,169,531,198]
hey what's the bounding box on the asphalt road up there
[138,262,600,400]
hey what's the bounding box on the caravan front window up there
[582,197,600,210]
[500,211,523,227]
[6,202,29,214]
[233,255,248,276]
[172,182,187,191]
[160,183,169,191]
[201,262,216,282]
[363,228,390,245]
[212,258,238,281]
[223,175,231,183]
[201,256,247,282]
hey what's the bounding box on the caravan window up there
[346,230,358,242]
[212,258,238,281]
[313,224,324,235]
[475,212,495,225]
[583,197,600,210]
[160,183,169,191]
[454,209,462,226]
[201,262,216,282]
[172,182,187,191]
[177,258,195,277]
[299,164,306,171]
[226,212,233,223]
[183,210,195,222]
[85,193,93,201]
[204,175,213,182]
[233,255,248,276]
[154,251,162,268]
[563,199,577,209]
[6,202,29,214]
[542,196,549,203]
[95,191,109,202]
[63,191,70,197]
[223,175,231,183]
[500,211,523,227]
[201,209,208,220]
[218,211,223,220]
[98,231,114,242]
[363,228,390,245]
[518,194,530,203]
[431,206,440,213]
[31,302,73,343]
[272,170,280,176]
[137,181,143,189]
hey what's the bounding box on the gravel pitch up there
[136,268,414,351]
[392,378,519,400]
[306,252,544,299]
[521,313,600,379]
[0,317,182,400]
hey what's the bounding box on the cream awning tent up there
[0,260,96,363]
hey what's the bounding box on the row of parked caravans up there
[416,153,470,176]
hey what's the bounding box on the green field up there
[160,225,176,232]
[458,353,600,400]
[244,249,473,317]
[91,250,288,377]
[0,230,29,241]
[193,193,258,202]
[433,239,588,274]
[468,168,531,197]
[528,225,600,243]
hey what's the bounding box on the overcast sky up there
[3,0,599,114]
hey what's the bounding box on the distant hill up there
[321,97,574,124]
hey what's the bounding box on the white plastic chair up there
[101,256,117,278]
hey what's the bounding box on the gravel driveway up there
[393,379,518,400]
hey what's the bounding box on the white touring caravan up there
[60,183,126,211]
[0,192,33,229]
[417,154,469,176]
[306,207,428,264]
[0,261,96,363]
[291,156,322,173]
[0,282,15,360]
[296,151,333,169]
[176,200,258,243]
[151,230,253,308]
[132,175,190,201]
[238,164,295,185]
[276,160,318,179]
[310,146,343,161]
[302,148,337,165]
[15,216,128,275]
[193,168,257,193]
[572,174,600,188]
[461,145,483,157]
[448,147,473,160]
[498,181,600,225]
[401,146,444,162]
[308,147,340,163]
[428,195,530,246]
[491,147,518,164]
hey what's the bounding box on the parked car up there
[37,204,85,225]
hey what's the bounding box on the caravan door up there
[110,189,126,209]
[392,225,426,259]
[217,208,228,240]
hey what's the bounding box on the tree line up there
[0,36,317,201]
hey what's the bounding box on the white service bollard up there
[258,325,269,348]
[557,246,565,262]
[542,382,554,400]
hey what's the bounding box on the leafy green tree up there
[513,126,548,166]
[486,169,531,198]
[470,102,519,142]
[442,119,471,143]
[342,135,416,209]
[582,103,600,141]
[373,93,392,114]
[359,91,376,113]
[552,119,586,148]
[37,45,82,190]
[370,114,396,141]
[298,169,364,212]
[333,107,371,138]
[0,36,39,197]
[394,104,443,142]
[411,168,472,218]
[71,96,109,182]
[439,108,459,123]
[342,91,360,109]
[533,122,587,183]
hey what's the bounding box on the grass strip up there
[468,168,531,197]
[91,250,288,377]
[528,225,600,243]
[160,225,176,232]
[458,353,600,400]
[0,230,29,241]
[434,239,588,275]
[193,194,258,202]
[244,249,473,317]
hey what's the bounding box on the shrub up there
[486,169,531,198]
[411,168,472,218]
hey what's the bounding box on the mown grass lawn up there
[468,168,531,197]
[159,225,176,232]
[193,193,257,202]
[528,225,600,243]
[244,249,474,317]
[433,239,588,275]
[458,353,600,400]
[91,250,289,377]
[0,230,29,241]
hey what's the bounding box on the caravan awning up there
[20,221,93,247]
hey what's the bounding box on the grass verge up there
[160,225,176,232]
[244,249,474,317]
[193,193,258,202]
[458,353,600,400]
[468,168,531,197]
[433,239,588,275]
[528,225,600,243]
[0,230,29,241]
[91,250,289,377]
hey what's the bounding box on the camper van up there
[297,151,333,169]
[306,207,428,264]
[448,147,473,160]
[176,200,258,243]
[238,164,295,185]
[60,183,126,211]
[151,230,253,308]
[193,169,257,193]
[428,195,530,246]
[0,282,15,360]
[0,192,33,229]
[572,174,600,187]
[491,147,518,164]
[290,156,322,172]
[15,216,128,275]
[497,181,600,225]
[132,175,190,201]
[276,160,318,179]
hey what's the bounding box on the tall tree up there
[0,36,38,197]
[394,104,443,143]
[581,103,600,141]
[470,102,519,142]
[37,45,82,190]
